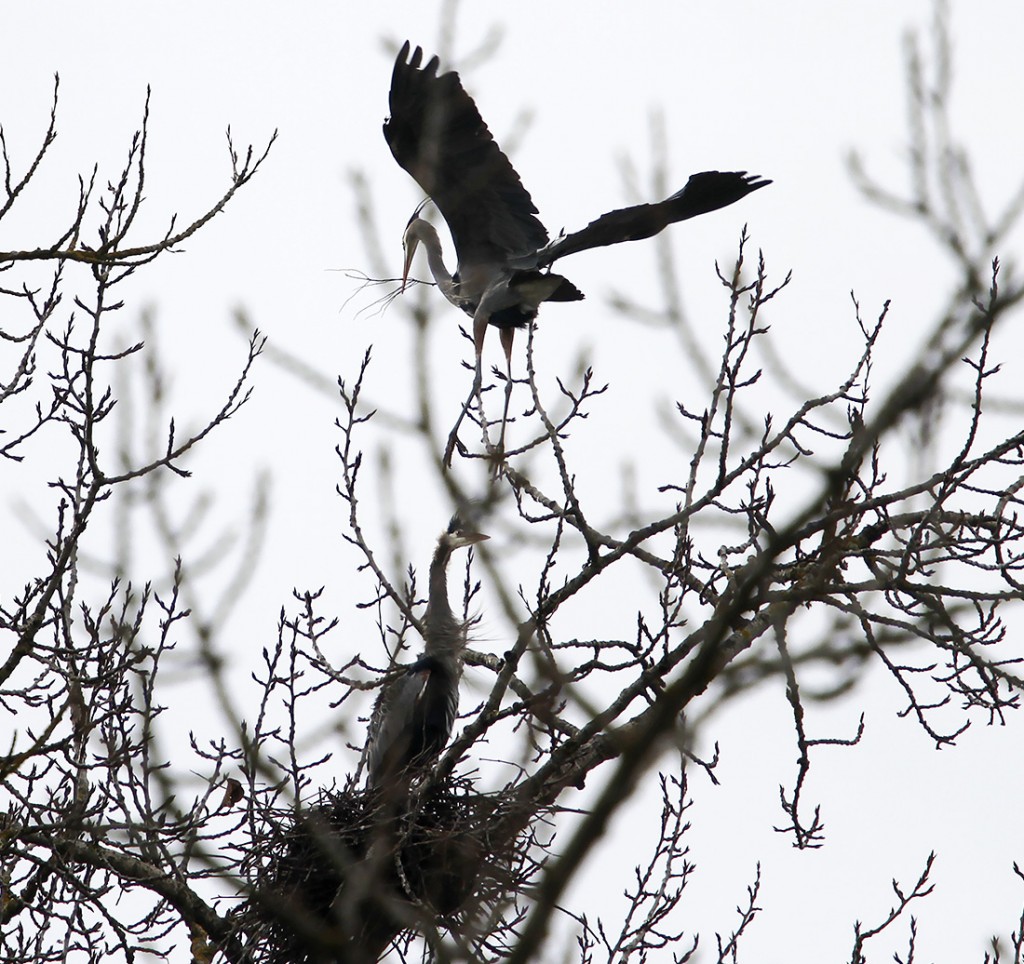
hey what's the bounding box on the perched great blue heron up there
[364,513,489,789]
[384,41,771,463]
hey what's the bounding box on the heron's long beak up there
[400,233,419,293]
[454,531,489,548]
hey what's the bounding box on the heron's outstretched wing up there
[537,171,771,266]
[384,42,549,271]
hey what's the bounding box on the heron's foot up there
[443,430,469,468]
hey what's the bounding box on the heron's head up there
[401,202,433,292]
[441,511,490,551]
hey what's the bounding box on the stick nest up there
[235,775,537,963]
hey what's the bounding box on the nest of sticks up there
[237,775,537,963]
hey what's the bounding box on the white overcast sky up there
[3,2,1024,961]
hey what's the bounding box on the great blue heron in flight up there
[363,513,489,789]
[384,42,771,464]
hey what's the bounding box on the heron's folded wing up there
[364,665,429,785]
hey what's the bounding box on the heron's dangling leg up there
[442,367,481,467]
[494,327,516,463]
[442,314,488,468]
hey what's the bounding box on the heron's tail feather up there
[508,270,584,306]
[544,274,585,302]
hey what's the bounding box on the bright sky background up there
[3,2,1024,961]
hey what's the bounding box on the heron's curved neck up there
[425,542,462,656]
[413,221,460,306]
